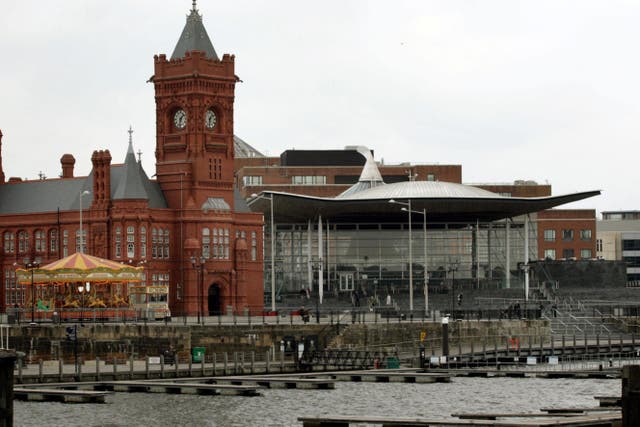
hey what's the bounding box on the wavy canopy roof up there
[248,180,600,223]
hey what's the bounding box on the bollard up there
[622,365,640,427]
[266,350,270,374]
[441,317,449,358]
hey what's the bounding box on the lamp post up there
[24,258,41,324]
[190,255,205,325]
[401,207,428,317]
[389,199,416,314]
[250,193,276,313]
[448,261,459,319]
[78,282,90,325]
[79,190,90,254]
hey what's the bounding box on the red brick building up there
[0,4,264,315]
[536,209,597,261]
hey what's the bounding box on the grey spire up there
[113,127,148,200]
[171,1,219,60]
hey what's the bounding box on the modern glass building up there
[248,147,600,306]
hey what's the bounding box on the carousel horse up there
[110,293,129,307]
[88,294,107,308]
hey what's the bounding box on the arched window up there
[34,230,45,253]
[63,230,69,257]
[251,231,257,261]
[49,229,58,253]
[3,232,14,254]
[163,229,170,258]
[152,228,159,259]
[17,231,29,253]
[140,226,147,258]
[126,226,135,258]
[115,226,122,258]
[202,228,210,259]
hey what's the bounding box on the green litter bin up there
[386,356,400,369]
[192,347,205,363]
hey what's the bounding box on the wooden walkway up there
[13,388,111,403]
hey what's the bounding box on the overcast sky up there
[1,1,638,216]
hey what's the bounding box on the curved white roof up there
[341,180,502,200]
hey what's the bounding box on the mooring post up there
[441,317,449,360]
[622,365,640,427]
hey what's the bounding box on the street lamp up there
[24,258,41,324]
[401,207,428,318]
[78,282,90,325]
[448,260,459,319]
[250,193,276,313]
[389,199,415,314]
[79,190,90,254]
[190,255,205,325]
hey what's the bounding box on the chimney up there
[60,154,75,178]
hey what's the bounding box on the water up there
[14,377,619,427]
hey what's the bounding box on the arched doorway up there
[207,284,221,315]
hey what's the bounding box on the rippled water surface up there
[14,377,618,427]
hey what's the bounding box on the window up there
[622,240,640,251]
[580,229,592,241]
[562,248,575,259]
[127,226,135,258]
[544,249,556,260]
[152,228,158,259]
[49,229,58,253]
[210,158,222,180]
[580,249,592,259]
[243,176,263,186]
[140,227,147,258]
[211,228,229,259]
[63,230,69,257]
[426,174,435,181]
[34,230,45,253]
[163,229,170,258]
[3,232,14,253]
[596,239,603,252]
[291,175,327,185]
[543,229,556,242]
[115,226,122,258]
[562,229,574,241]
[75,229,87,253]
[251,231,257,261]
[4,268,22,306]
[202,228,210,259]
[18,231,29,253]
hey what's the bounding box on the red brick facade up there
[0,9,265,316]
[536,209,597,260]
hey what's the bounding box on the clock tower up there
[152,1,238,210]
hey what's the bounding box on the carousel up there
[16,252,144,321]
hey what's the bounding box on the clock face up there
[205,109,217,129]
[173,109,187,129]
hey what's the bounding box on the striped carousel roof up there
[16,252,143,284]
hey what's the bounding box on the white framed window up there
[18,231,29,253]
[544,249,556,260]
[63,230,69,257]
[202,228,210,259]
[140,226,147,258]
[580,249,592,259]
[126,226,135,258]
[251,231,257,261]
[543,229,555,242]
[115,226,122,258]
[580,229,592,241]
[4,232,14,254]
[49,229,58,253]
[562,229,574,241]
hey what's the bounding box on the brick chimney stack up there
[60,154,75,178]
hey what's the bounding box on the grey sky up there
[1,1,638,216]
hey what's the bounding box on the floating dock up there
[13,388,111,404]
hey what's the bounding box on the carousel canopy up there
[16,252,144,284]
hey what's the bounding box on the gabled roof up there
[171,2,218,60]
[113,137,149,200]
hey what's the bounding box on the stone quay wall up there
[6,319,549,362]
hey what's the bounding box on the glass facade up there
[264,219,537,296]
